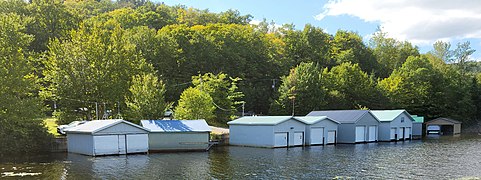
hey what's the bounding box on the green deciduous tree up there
[156,23,278,114]
[369,29,419,78]
[26,0,78,52]
[0,13,52,154]
[330,30,377,74]
[192,73,244,124]
[125,73,172,122]
[46,22,154,124]
[272,62,327,115]
[174,87,215,122]
[379,55,446,118]
[326,62,384,109]
[280,24,332,68]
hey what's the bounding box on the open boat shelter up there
[307,110,380,143]
[425,118,462,135]
[371,110,414,141]
[141,120,211,151]
[294,116,339,145]
[228,116,306,148]
[66,119,149,156]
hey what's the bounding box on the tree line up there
[1,0,481,153]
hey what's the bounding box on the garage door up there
[405,127,411,139]
[390,128,396,140]
[398,127,405,140]
[118,135,126,154]
[274,132,288,147]
[355,126,365,142]
[126,134,148,153]
[294,132,304,146]
[94,135,120,156]
[368,126,376,142]
[327,131,336,144]
[310,128,324,145]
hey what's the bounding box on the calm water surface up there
[2,135,481,179]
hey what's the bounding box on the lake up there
[2,134,481,179]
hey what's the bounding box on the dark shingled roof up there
[426,117,462,124]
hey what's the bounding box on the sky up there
[159,0,481,59]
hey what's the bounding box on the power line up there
[212,101,231,111]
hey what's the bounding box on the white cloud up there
[249,19,262,25]
[315,0,481,45]
[249,19,284,32]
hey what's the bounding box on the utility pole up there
[292,98,295,116]
[200,77,203,92]
[242,102,245,117]
[95,102,98,120]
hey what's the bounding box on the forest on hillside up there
[2,0,481,153]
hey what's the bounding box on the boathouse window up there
[401,117,405,122]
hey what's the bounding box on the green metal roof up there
[294,116,340,124]
[227,116,293,125]
[411,115,424,123]
[370,110,414,122]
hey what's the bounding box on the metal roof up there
[371,110,415,122]
[140,120,211,132]
[307,110,378,123]
[65,119,149,134]
[294,116,340,124]
[227,116,293,125]
[411,115,424,123]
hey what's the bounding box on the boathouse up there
[295,116,339,145]
[227,116,306,148]
[371,110,414,141]
[425,118,462,135]
[140,120,211,151]
[307,110,380,143]
[411,115,424,138]
[65,119,149,156]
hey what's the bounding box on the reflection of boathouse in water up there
[425,118,462,135]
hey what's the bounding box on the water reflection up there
[1,135,481,179]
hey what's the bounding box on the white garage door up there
[118,135,126,154]
[310,128,324,145]
[126,134,148,153]
[327,131,336,144]
[398,127,405,140]
[94,135,120,156]
[274,132,288,147]
[405,127,411,139]
[355,126,365,142]
[390,128,396,140]
[294,132,304,146]
[368,126,376,142]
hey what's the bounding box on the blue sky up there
[159,0,481,59]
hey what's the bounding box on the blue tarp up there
[140,120,211,132]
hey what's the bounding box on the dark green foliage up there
[280,24,332,70]
[125,73,172,122]
[0,13,52,154]
[191,73,244,124]
[330,30,378,74]
[326,62,385,109]
[369,29,420,78]
[175,87,216,123]
[46,22,154,124]
[0,0,480,132]
[272,62,327,115]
